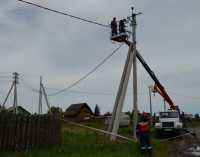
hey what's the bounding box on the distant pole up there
[41,84,51,112]
[163,99,166,111]
[38,76,43,114]
[2,83,14,108]
[13,72,19,114]
[149,86,153,116]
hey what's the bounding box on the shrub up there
[194,113,199,119]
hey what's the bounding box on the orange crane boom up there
[125,41,178,111]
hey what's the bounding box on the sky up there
[0,0,200,114]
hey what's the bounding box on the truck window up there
[160,112,179,118]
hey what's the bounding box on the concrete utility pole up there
[131,7,141,141]
[38,76,43,114]
[109,44,134,141]
[2,83,14,108]
[38,77,51,114]
[13,72,19,114]
[109,7,141,141]
[41,84,51,112]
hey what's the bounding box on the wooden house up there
[64,103,93,121]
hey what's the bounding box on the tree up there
[48,106,63,115]
[94,104,100,116]
[104,112,111,116]
[194,113,200,119]
[0,106,7,113]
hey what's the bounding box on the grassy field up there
[0,119,175,157]
[186,119,200,128]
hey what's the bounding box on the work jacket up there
[138,122,150,134]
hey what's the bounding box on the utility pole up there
[149,86,153,116]
[131,7,142,141]
[2,83,14,108]
[163,99,166,111]
[109,44,134,141]
[37,77,51,114]
[41,84,51,112]
[38,76,43,114]
[13,72,19,114]
[109,7,141,141]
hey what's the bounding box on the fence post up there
[0,114,3,150]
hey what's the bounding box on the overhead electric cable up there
[48,44,124,96]
[46,87,146,96]
[18,0,109,28]
[46,87,113,96]
[168,91,200,100]
[20,79,39,93]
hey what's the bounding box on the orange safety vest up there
[138,122,150,133]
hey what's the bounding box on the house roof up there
[65,103,93,117]
[7,106,31,115]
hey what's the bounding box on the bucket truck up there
[111,31,183,133]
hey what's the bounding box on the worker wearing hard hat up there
[111,17,118,36]
[137,112,152,154]
[119,19,126,34]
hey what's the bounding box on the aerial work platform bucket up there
[110,33,128,43]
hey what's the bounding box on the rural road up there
[176,128,200,157]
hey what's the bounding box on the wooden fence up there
[0,113,61,151]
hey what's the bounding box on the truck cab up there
[155,110,183,132]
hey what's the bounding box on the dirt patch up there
[170,128,200,157]
[181,144,200,157]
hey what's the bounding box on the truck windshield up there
[160,112,179,118]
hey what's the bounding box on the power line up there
[46,87,147,96]
[48,44,124,96]
[20,79,39,93]
[140,73,200,101]
[46,87,113,96]
[19,44,123,96]
[18,0,109,28]
[15,74,200,100]
[168,91,200,100]
[19,75,200,101]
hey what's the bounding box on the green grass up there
[0,121,174,157]
[186,119,200,128]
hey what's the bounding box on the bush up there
[0,106,8,113]
[94,104,100,116]
[48,106,63,115]
[194,113,199,119]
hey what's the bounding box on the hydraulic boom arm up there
[136,50,176,110]
[125,40,177,110]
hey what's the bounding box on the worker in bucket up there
[137,112,152,155]
[119,19,126,34]
[111,17,118,36]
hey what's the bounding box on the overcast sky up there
[0,0,200,114]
